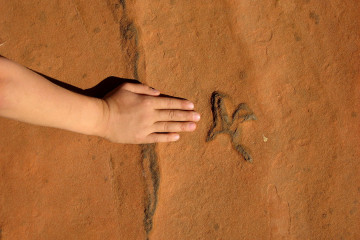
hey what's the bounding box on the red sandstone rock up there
[0,0,359,239]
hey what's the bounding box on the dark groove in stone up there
[140,144,160,238]
[118,0,126,9]
[116,1,159,239]
[119,18,140,81]
[206,91,256,162]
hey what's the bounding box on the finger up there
[144,133,180,143]
[153,97,194,110]
[153,121,196,132]
[122,83,160,96]
[156,110,201,122]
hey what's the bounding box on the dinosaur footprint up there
[206,91,256,162]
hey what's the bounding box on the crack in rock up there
[112,1,159,238]
[140,144,160,239]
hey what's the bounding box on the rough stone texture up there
[0,0,359,239]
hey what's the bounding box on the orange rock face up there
[0,0,359,239]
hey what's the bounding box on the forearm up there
[0,57,106,136]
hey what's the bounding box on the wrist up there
[68,95,110,138]
[90,97,110,138]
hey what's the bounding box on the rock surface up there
[0,0,359,239]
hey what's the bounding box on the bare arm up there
[0,57,200,143]
[0,56,106,136]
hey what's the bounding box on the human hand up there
[97,83,200,144]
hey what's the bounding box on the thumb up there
[121,83,160,96]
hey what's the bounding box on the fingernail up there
[173,134,180,141]
[189,123,196,130]
[187,102,194,109]
[194,113,201,121]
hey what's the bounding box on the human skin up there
[0,57,200,143]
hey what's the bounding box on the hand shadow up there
[0,55,183,100]
[35,71,185,100]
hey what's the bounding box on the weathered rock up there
[0,0,359,239]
